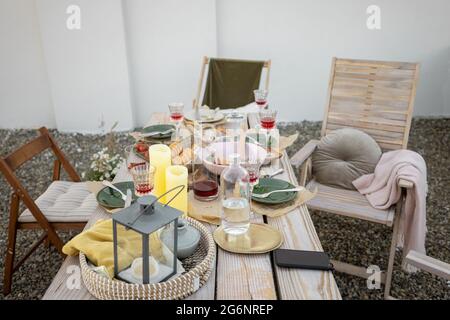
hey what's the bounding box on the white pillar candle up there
[165,165,188,215]
[149,144,171,203]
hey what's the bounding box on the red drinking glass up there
[254,89,268,109]
[130,163,155,197]
[259,109,277,130]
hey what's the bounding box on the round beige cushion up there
[312,128,382,190]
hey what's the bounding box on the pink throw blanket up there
[353,150,427,272]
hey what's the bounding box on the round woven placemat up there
[79,217,216,300]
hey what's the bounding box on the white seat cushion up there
[19,181,96,223]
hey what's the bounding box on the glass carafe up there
[192,120,219,201]
[220,154,251,235]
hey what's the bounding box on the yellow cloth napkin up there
[63,219,164,278]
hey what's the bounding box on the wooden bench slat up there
[248,113,341,300]
[335,58,418,70]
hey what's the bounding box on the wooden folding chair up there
[290,58,420,299]
[193,56,272,110]
[0,127,89,295]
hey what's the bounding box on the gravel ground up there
[0,118,449,300]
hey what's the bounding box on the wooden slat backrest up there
[1,127,80,182]
[321,58,420,151]
[4,133,52,171]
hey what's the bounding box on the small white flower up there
[105,172,110,178]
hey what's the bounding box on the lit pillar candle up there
[149,144,171,203]
[165,165,188,215]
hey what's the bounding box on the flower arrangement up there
[84,147,123,181]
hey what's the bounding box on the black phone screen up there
[274,249,333,271]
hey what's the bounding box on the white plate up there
[185,109,225,123]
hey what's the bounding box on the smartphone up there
[274,249,333,271]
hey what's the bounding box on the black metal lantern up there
[112,186,184,284]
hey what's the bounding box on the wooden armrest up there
[290,140,319,167]
[399,178,414,189]
[405,250,450,281]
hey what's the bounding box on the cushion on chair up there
[312,128,382,190]
[19,181,96,223]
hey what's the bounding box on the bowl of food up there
[133,142,149,161]
[201,141,267,175]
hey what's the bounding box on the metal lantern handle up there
[126,185,186,227]
[163,184,186,208]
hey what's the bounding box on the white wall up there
[217,0,450,120]
[0,0,449,131]
[0,0,55,129]
[36,0,134,133]
[122,0,217,127]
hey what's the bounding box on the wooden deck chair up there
[405,251,450,282]
[401,251,450,299]
[290,58,420,299]
[0,127,91,295]
[194,56,271,110]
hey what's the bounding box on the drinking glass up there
[168,102,184,141]
[130,163,155,197]
[243,161,263,191]
[254,89,268,109]
[259,109,277,131]
[259,109,277,158]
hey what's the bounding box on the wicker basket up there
[80,217,216,300]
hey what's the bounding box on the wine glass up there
[254,89,268,109]
[259,109,277,158]
[242,144,264,218]
[243,161,262,191]
[168,102,184,141]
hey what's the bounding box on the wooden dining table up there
[42,112,341,300]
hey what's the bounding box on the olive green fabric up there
[202,58,264,109]
[312,128,382,190]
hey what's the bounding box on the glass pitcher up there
[191,120,219,201]
[220,153,251,235]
